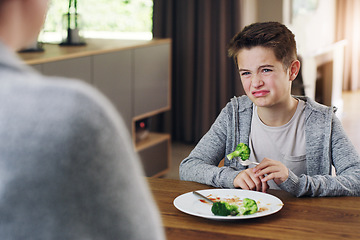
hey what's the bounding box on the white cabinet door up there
[93,50,132,131]
[42,57,92,84]
[133,43,170,117]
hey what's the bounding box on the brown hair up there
[227,22,297,70]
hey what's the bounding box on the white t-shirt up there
[249,99,306,189]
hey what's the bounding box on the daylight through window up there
[41,0,153,43]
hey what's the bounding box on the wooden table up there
[147,177,360,240]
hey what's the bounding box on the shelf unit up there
[19,38,172,177]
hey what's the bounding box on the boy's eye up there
[240,71,251,76]
[262,68,272,73]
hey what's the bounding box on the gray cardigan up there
[180,95,360,197]
[0,43,164,239]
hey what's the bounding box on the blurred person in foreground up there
[180,22,360,197]
[0,0,165,239]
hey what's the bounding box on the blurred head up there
[0,0,49,50]
[227,22,297,70]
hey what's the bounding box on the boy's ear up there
[289,60,300,81]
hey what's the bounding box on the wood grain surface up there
[18,38,171,65]
[148,177,360,240]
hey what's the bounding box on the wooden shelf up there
[135,132,171,177]
[135,132,170,152]
[19,38,171,65]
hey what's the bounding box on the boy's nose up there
[252,75,264,88]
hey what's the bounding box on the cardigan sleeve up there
[179,102,245,188]
[279,115,360,197]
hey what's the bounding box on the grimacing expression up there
[237,46,297,109]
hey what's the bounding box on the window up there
[41,0,153,43]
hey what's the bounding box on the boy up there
[0,0,164,239]
[179,22,360,197]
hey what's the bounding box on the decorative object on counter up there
[135,118,150,142]
[60,0,86,46]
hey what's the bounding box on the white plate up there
[173,189,283,220]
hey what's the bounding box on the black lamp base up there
[59,41,86,46]
[59,28,86,47]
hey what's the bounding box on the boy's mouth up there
[252,90,270,97]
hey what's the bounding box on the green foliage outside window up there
[42,0,153,42]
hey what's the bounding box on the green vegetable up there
[211,198,258,216]
[239,198,258,215]
[227,143,251,161]
[211,201,239,216]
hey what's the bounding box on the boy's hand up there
[253,158,289,185]
[233,168,269,192]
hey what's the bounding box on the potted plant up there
[60,0,86,46]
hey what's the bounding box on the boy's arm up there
[179,106,243,188]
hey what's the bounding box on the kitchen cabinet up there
[19,38,172,177]
[93,50,132,130]
[42,56,92,84]
[134,44,170,117]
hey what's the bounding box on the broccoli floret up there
[211,201,239,216]
[239,198,258,215]
[227,143,251,161]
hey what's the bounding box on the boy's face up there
[236,46,297,109]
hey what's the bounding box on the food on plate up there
[211,201,239,216]
[239,198,258,215]
[226,143,251,161]
[210,197,258,216]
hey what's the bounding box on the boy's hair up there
[227,22,297,70]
